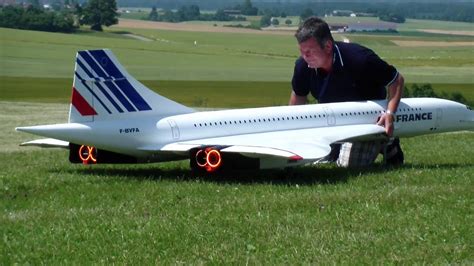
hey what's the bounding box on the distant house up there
[0,0,16,6]
[355,12,376,17]
[347,22,397,32]
[223,10,242,16]
[329,21,397,33]
[332,10,354,17]
[329,23,349,32]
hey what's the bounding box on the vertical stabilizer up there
[70,49,194,123]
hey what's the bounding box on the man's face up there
[298,37,332,69]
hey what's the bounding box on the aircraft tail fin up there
[70,49,194,123]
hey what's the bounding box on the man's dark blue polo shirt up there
[292,41,399,103]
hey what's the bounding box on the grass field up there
[1,76,473,107]
[1,17,473,263]
[1,25,473,105]
[1,24,473,83]
[1,101,473,264]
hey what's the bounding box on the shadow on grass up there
[109,30,133,35]
[74,29,135,40]
[63,162,426,186]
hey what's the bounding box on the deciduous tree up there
[81,0,118,31]
[148,6,158,21]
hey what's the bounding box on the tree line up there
[147,5,246,23]
[123,0,473,23]
[0,5,77,32]
[2,0,472,33]
[141,0,474,26]
[0,0,119,33]
[404,84,468,105]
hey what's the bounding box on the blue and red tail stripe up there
[74,72,113,114]
[89,50,124,79]
[71,87,97,116]
[76,52,136,112]
[75,50,152,115]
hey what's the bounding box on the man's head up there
[295,17,334,69]
[295,17,333,47]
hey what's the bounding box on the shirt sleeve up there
[291,57,310,97]
[363,52,398,88]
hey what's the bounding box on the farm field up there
[1,21,473,104]
[1,76,473,108]
[1,16,473,263]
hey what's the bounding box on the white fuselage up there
[20,98,472,163]
[17,49,474,170]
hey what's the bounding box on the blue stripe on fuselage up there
[89,50,124,78]
[78,51,109,78]
[94,82,124,113]
[76,59,124,113]
[76,58,94,79]
[88,50,152,111]
[78,51,136,112]
[114,80,152,111]
[74,72,112,114]
[103,81,136,112]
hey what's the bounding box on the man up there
[290,17,404,167]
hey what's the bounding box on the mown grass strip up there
[1,76,472,107]
[1,132,473,264]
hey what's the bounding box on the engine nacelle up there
[69,143,138,164]
[190,146,259,173]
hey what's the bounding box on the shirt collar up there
[333,43,344,71]
[315,43,344,76]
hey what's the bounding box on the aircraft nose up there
[461,106,474,129]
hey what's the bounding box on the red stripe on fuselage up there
[71,87,97,116]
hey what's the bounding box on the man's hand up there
[380,73,404,137]
[289,91,308,105]
[377,112,395,136]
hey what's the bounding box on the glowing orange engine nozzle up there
[79,145,97,165]
[194,147,223,172]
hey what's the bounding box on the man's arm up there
[377,73,404,136]
[289,91,308,105]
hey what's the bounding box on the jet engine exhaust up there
[194,147,223,172]
[79,145,97,165]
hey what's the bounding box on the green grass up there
[324,16,474,32]
[1,20,473,263]
[0,77,291,107]
[400,18,474,32]
[1,25,473,83]
[1,77,472,107]
[1,101,473,264]
[0,27,296,80]
[118,11,149,20]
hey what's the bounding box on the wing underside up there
[21,125,387,165]
[152,124,387,162]
[20,138,70,148]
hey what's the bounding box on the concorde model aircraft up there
[16,49,474,172]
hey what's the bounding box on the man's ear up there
[324,40,333,53]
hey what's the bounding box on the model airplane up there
[16,49,474,172]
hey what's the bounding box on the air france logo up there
[100,57,108,67]
[396,112,433,122]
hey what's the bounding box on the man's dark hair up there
[295,16,334,48]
